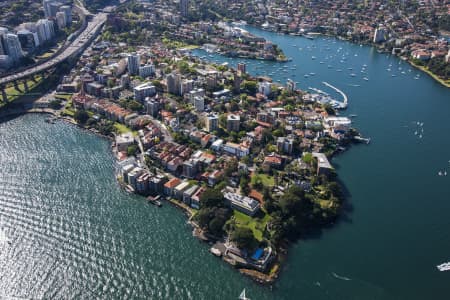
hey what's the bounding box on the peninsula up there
[0,0,363,284]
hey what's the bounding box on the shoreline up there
[408,60,450,88]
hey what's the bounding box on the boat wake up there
[331,272,352,281]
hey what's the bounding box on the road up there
[0,11,107,86]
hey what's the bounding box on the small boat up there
[349,114,357,118]
[210,247,222,257]
[437,262,450,271]
[147,196,162,207]
[125,185,135,193]
[239,288,250,300]
[350,73,356,77]
[0,228,11,246]
[363,77,369,81]
[311,56,316,60]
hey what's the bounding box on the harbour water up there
[1,27,450,299]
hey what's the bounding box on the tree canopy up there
[231,227,257,251]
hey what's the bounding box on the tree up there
[231,227,257,250]
[261,128,274,146]
[74,110,89,124]
[177,60,190,74]
[229,100,239,112]
[328,181,342,198]
[241,80,257,95]
[219,114,227,128]
[323,103,335,115]
[200,188,224,208]
[127,144,138,156]
[128,100,143,112]
[49,99,62,109]
[152,80,163,91]
[107,79,115,88]
[209,217,224,235]
[197,207,213,228]
[278,186,305,216]
[224,158,238,177]
[240,176,250,195]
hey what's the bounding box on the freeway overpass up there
[0,12,107,87]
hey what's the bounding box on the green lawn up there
[233,210,271,241]
[251,173,275,187]
[54,94,73,101]
[179,44,200,50]
[36,51,54,59]
[2,76,44,104]
[114,123,132,134]
[62,108,75,117]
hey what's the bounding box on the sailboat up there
[239,289,250,300]
[0,227,11,246]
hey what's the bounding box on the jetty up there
[322,81,348,109]
[354,136,371,144]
